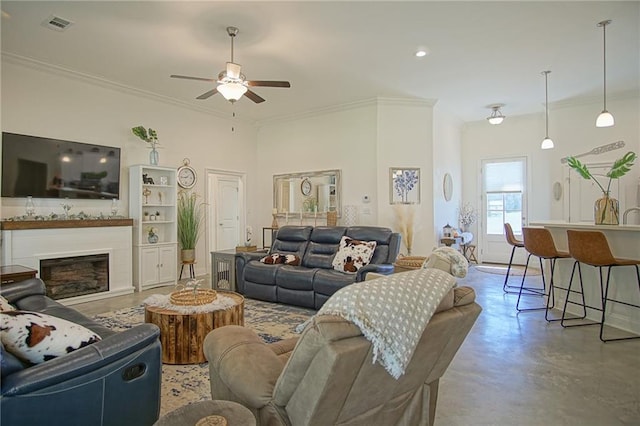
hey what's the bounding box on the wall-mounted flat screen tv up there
[2,132,121,199]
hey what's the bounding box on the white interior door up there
[481,157,528,264]
[216,177,240,250]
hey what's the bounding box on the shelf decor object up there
[132,126,160,165]
[567,151,636,225]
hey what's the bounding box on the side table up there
[1,265,38,285]
[210,249,238,291]
[154,400,255,426]
[144,290,244,364]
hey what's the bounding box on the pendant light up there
[541,70,554,150]
[596,20,614,127]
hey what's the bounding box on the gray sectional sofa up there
[235,226,401,309]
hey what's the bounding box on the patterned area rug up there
[92,298,314,416]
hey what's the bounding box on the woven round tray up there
[393,256,427,270]
[170,288,217,306]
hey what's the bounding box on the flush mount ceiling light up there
[541,70,554,150]
[487,104,505,125]
[596,19,614,128]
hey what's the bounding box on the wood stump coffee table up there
[144,290,244,364]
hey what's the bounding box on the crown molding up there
[256,96,437,127]
[1,51,255,124]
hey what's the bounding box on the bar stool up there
[503,223,526,293]
[563,230,640,342]
[516,227,571,320]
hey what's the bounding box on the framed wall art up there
[389,167,420,204]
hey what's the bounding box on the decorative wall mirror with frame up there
[273,169,342,217]
[390,167,420,204]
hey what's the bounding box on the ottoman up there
[154,400,256,426]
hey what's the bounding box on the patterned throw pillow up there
[423,247,468,278]
[0,311,101,364]
[332,236,377,273]
[0,296,15,312]
[260,253,301,266]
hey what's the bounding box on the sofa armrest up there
[235,252,267,293]
[1,323,160,396]
[0,278,46,304]
[203,325,285,408]
[355,263,395,282]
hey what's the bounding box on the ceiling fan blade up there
[247,80,291,88]
[244,89,266,104]
[171,74,216,83]
[226,62,242,79]
[196,88,219,100]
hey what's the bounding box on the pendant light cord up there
[543,70,550,137]
[602,22,607,110]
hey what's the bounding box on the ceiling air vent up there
[42,15,74,31]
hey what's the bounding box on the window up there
[484,160,525,235]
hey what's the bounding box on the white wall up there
[433,104,464,244]
[257,98,438,255]
[461,94,640,255]
[1,57,258,275]
[256,101,378,233]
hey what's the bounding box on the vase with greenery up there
[567,151,636,225]
[177,191,204,262]
[131,126,159,165]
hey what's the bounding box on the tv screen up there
[2,132,121,199]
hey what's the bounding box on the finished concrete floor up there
[74,265,640,425]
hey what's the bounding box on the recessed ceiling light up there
[415,49,429,58]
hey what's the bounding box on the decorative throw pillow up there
[260,253,301,266]
[0,311,101,364]
[423,247,468,278]
[332,236,377,273]
[0,296,16,312]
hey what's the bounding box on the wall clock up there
[301,178,312,196]
[177,158,197,189]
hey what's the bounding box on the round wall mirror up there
[443,173,453,201]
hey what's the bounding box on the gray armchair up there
[204,285,481,425]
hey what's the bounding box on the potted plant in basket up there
[567,151,636,225]
[177,190,204,262]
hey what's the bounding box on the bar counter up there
[530,221,640,335]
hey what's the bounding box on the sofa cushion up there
[303,227,346,269]
[0,295,16,311]
[332,236,377,273]
[313,269,356,296]
[0,310,101,364]
[346,226,394,264]
[276,266,316,291]
[260,253,301,265]
[245,261,282,285]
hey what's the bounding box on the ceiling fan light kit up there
[487,104,505,125]
[171,26,290,104]
[596,19,614,128]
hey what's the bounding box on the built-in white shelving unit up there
[129,165,177,291]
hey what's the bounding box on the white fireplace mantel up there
[1,219,134,305]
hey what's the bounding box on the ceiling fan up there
[170,26,291,104]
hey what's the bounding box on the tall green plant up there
[177,191,204,250]
[566,151,636,196]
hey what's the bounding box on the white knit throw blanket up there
[317,268,456,379]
